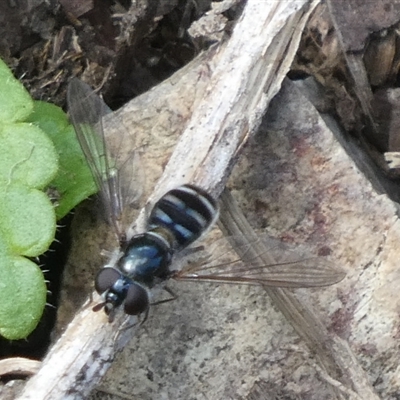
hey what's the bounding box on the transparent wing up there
[174,234,345,288]
[67,78,142,238]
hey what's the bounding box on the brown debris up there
[59,0,94,19]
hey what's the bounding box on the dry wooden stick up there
[0,358,41,377]
[16,1,317,399]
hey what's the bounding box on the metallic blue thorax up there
[118,233,173,286]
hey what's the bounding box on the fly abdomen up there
[148,184,219,250]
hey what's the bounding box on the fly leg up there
[150,286,178,306]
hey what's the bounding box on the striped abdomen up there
[148,184,218,250]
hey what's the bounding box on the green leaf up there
[0,183,56,257]
[50,125,98,219]
[26,100,69,134]
[0,61,100,340]
[27,101,97,219]
[0,122,58,189]
[0,253,47,340]
[0,59,34,123]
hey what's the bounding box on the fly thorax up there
[117,231,173,285]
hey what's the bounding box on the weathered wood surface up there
[15,1,319,399]
[93,77,389,400]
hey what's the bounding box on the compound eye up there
[95,268,122,294]
[124,283,149,315]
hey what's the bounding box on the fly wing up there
[174,234,345,288]
[67,78,142,238]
